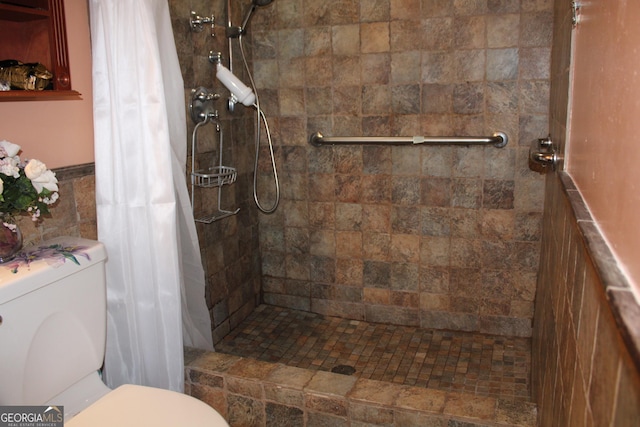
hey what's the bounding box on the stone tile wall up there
[185,348,537,427]
[253,0,551,336]
[169,0,263,343]
[19,163,97,245]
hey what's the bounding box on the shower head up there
[239,0,274,33]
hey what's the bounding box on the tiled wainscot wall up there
[532,173,640,425]
[19,163,97,245]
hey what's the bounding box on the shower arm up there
[226,0,271,38]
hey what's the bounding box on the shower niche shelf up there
[189,87,239,224]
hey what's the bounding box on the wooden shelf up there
[0,0,77,101]
[0,89,80,101]
[0,2,50,21]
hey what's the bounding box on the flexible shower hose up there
[238,34,280,214]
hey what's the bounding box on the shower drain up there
[331,365,356,375]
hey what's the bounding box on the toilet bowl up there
[0,237,228,426]
[65,384,228,427]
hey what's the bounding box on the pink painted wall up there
[568,1,640,292]
[0,0,93,169]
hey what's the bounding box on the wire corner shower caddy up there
[189,86,240,224]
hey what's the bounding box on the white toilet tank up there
[0,237,108,406]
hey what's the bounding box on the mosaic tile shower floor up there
[216,305,531,402]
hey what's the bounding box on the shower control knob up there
[190,11,215,36]
[189,87,220,124]
[529,136,558,171]
[194,92,220,102]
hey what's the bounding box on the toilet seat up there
[64,384,228,427]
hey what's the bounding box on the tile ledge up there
[53,162,95,181]
[606,288,640,372]
[559,171,640,373]
[185,350,536,427]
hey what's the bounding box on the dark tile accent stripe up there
[53,162,95,181]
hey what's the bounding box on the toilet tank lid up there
[0,236,107,305]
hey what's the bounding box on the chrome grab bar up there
[309,131,508,148]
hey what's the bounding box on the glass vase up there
[0,218,23,263]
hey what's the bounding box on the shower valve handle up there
[190,11,215,36]
[194,92,220,102]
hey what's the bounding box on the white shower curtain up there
[89,0,213,392]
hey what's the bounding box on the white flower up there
[0,140,21,157]
[42,192,59,205]
[0,156,20,178]
[0,139,61,222]
[24,158,46,179]
[25,159,58,193]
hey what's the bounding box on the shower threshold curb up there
[184,347,536,427]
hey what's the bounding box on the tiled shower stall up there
[169,0,550,424]
[170,0,551,342]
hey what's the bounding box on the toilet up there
[0,237,228,427]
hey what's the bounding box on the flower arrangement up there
[0,139,59,222]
